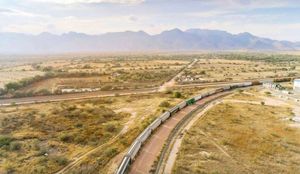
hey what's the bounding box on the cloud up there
[0,8,13,13]
[186,10,232,18]
[0,8,49,18]
[204,0,300,10]
[129,15,138,22]
[1,0,300,41]
[29,0,144,4]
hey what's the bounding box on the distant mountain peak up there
[162,28,183,34]
[0,28,298,54]
[38,32,54,36]
[238,32,255,37]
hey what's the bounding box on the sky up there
[0,0,300,41]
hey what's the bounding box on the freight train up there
[115,81,257,174]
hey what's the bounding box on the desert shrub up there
[36,89,51,95]
[5,82,21,92]
[173,91,182,98]
[165,89,173,94]
[51,155,68,166]
[83,64,92,69]
[42,66,53,72]
[199,70,206,75]
[104,147,118,157]
[101,85,112,90]
[32,165,47,173]
[159,101,170,107]
[105,123,117,132]
[59,133,73,143]
[3,161,15,173]
[9,142,21,151]
[66,105,77,111]
[75,123,83,128]
[101,108,116,118]
[265,91,271,95]
[37,148,48,156]
[238,89,243,93]
[0,135,13,147]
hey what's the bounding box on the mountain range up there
[1,28,299,54]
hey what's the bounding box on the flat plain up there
[173,88,300,174]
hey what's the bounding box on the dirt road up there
[0,80,242,106]
[158,59,198,92]
[0,88,157,106]
[161,91,299,174]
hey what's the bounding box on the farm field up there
[172,88,300,174]
[0,87,205,174]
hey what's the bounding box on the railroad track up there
[116,82,261,174]
[154,93,230,174]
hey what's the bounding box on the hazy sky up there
[0,0,300,41]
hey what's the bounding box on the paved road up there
[129,92,230,174]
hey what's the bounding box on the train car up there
[169,105,179,115]
[229,83,240,89]
[159,112,171,122]
[243,82,252,86]
[194,95,202,101]
[137,128,151,144]
[201,92,209,98]
[149,118,162,131]
[222,86,231,91]
[127,140,141,160]
[178,101,187,109]
[238,83,245,87]
[208,90,217,96]
[115,156,130,174]
[186,98,196,105]
[215,88,224,93]
[251,81,261,86]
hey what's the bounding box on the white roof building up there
[294,79,300,91]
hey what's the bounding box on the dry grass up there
[225,88,262,101]
[179,58,299,84]
[8,58,189,94]
[0,71,44,88]
[173,92,300,174]
[0,90,192,174]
